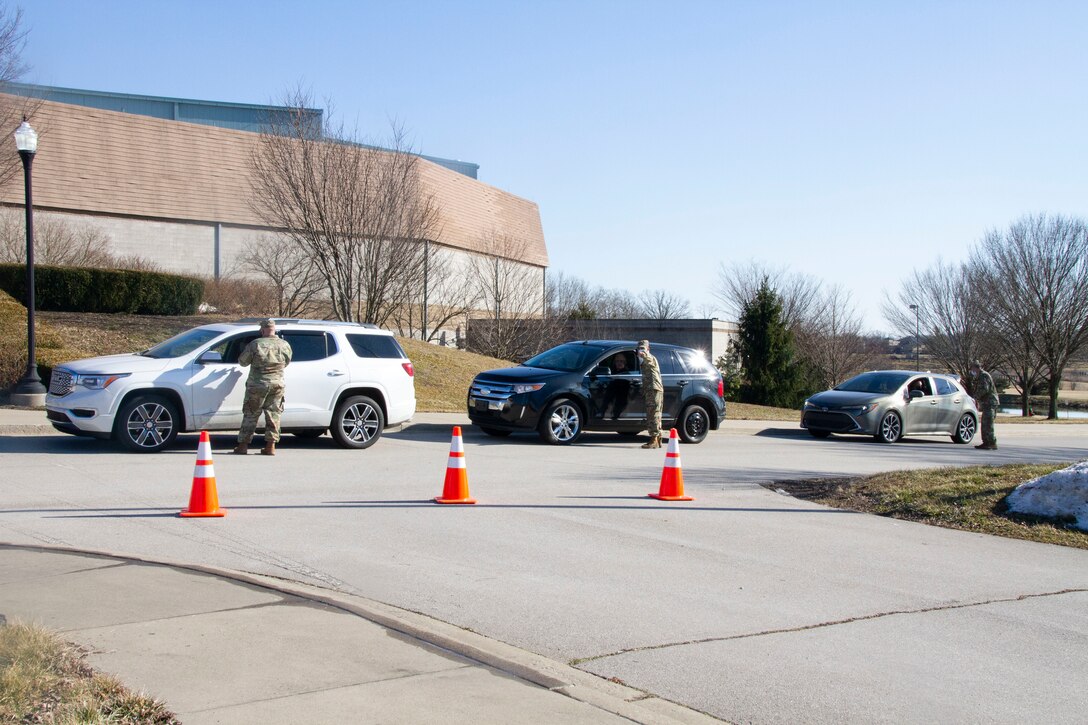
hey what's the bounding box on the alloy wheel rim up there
[127,403,172,448]
[550,404,580,441]
[960,415,976,441]
[882,414,900,441]
[344,403,378,441]
[687,410,706,437]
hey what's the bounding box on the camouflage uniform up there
[237,331,293,445]
[639,340,663,444]
[972,365,999,449]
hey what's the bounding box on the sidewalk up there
[0,545,715,725]
[0,406,51,435]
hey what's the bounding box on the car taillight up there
[402,362,414,377]
[717,378,724,398]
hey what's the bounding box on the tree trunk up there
[1048,375,1061,420]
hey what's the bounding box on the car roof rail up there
[232,317,381,330]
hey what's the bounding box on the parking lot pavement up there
[2,411,1087,722]
[0,546,716,725]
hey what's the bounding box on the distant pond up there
[999,407,1088,420]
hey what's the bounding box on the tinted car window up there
[935,377,956,395]
[347,333,405,359]
[142,328,224,358]
[837,371,912,394]
[282,332,334,362]
[655,349,683,375]
[523,343,605,372]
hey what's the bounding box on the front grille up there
[49,369,74,396]
[803,411,857,433]
[469,381,514,402]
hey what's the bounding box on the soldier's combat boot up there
[261,441,275,456]
[641,435,661,449]
[232,443,248,455]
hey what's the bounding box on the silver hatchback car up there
[801,370,979,444]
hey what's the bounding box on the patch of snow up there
[1005,460,1088,531]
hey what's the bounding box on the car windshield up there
[835,371,912,394]
[140,328,225,359]
[522,344,608,372]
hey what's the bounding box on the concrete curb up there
[2,542,720,725]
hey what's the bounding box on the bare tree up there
[713,260,821,328]
[883,260,998,382]
[467,231,547,360]
[0,209,161,269]
[249,88,439,325]
[974,214,1088,418]
[238,233,323,317]
[394,242,476,342]
[637,289,691,319]
[0,4,33,190]
[798,284,875,388]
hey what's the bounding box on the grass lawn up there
[771,463,1088,550]
[0,620,178,723]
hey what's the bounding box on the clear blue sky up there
[19,0,1088,332]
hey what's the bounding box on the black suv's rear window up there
[347,334,405,359]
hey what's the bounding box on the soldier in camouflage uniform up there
[638,340,663,449]
[233,319,293,456]
[969,361,999,450]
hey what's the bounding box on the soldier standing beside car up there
[638,340,663,449]
[234,318,293,456]
[970,361,999,450]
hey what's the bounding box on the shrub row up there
[0,264,203,315]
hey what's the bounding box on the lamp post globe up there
[11,119,46,407]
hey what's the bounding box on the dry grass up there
[727,401,801,421]
[398,338,513,412]
[0,619,179,723]
[771,463,1088,549]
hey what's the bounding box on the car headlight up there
[76,373,130,390]
[803,400,817,410]
[843,403,877,415]
[512,383,545,394]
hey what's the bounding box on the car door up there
[280,331,345,427]
[587,350,640,426]
[189,332,256,429]
[933,376,965,431]
[903,376,939,432]
[655,349,686,428]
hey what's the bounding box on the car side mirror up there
[591,364,611,377]
[198,351,224,365]
[909,389,924,399]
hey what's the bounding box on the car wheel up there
[677,403,710,444]
[115,394,179,453]
[952,413,977,444]
[331,395,384,449]
[292,428,326,439]
[480,426,512,437]
[538,399,583,445]
[808,429,831,439]
[874,411,902,443]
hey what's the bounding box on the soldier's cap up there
[260,318,276,329]
[969,360,981,369]
[637,339,650,350]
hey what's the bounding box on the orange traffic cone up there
[179,431,226,517]
[435,426,476,504]
[649,428,693,501]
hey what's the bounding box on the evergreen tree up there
[738,279,805,407]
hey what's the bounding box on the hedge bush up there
[0,264,203,315]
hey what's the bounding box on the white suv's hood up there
[57,353,173,374]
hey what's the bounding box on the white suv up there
[45,319,416,452]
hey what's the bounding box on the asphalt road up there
[2,416,1087,723]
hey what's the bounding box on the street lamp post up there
[11,119,46,407]
[908,303,920,368]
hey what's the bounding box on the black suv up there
[467,340,726,445]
